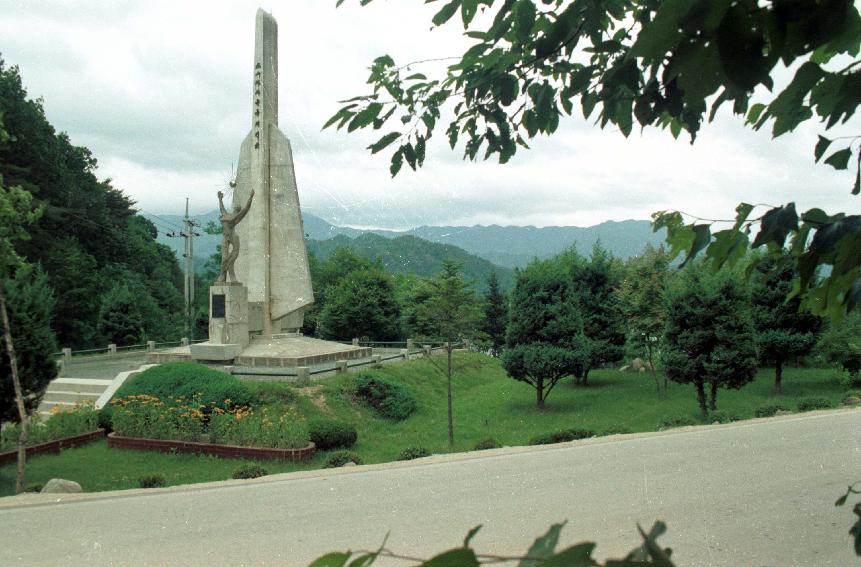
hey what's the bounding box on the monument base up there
[149,335,371,367]
[208,282,250,347]
[188,342,244,362]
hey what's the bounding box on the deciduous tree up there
[319,266,401,341]
[503,257,586,408]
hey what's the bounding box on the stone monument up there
[179,8,371,367]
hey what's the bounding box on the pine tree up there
[663,266,757,420]
[750,254,823,393]
[97,283,145,346]
[482,272,507,357]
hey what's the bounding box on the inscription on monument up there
[212,294,226,318]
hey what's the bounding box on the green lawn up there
[0,353,848,496]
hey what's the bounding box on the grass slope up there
[0,353,847,496]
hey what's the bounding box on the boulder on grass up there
[41,479,82,494]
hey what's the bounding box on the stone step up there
[46,378,112,395]
[41,391,101,404]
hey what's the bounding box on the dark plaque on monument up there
[212,294,226,318]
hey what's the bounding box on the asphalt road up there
[2,409,860,566]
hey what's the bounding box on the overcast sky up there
[1,0,858,230]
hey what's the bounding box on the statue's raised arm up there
[234,190,255,225]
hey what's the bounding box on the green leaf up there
[432,0,462,27]
[461,0,478,27]
[421,548,479,567]
[814,135,832,162]
[402,143,417,170]
[854,147,861,195]
[347,553,378,567]
[463,525,482,547]
[308,552,351,567]
[752,203,799,249]
[629,0,697,61]
[680,224,711,267]
[767,62,824,137]
[390,149,404,177]
[367,132,401,154]
[746,103,766,126]
[348,103,384,132]
[513,0,536,43]
[323,108,353,130]
[518,522,566,567]
[824,148,852,170]
[496,74,519,106]
[706,228,749,268]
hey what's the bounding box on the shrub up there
[245,382,297,407]
[529,428,595,445]
[601,425,633,436]
[115,362,252,412]
[98,405,114,433]
[308,420,357,450]
[839,370,861,390]
[397,446,431,460]
[26,483,43,493]
[139,474,166,488]
[755,404,790,418]
[658,415,698,429]
[797,397,833,412]
[709,411,741,424]
[473,438,501,450]
[324,451,363,468]
[232,463,269,479]
[353,374,417,421]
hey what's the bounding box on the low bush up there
[324,451,363,468]
[397,446,431,460]
[839,370,861,390]
[139,474,166,488]
[245,382,297,407]
[797,397,834,412]
[755,404,790,418]
[473,438,501,450]
[232,463,269,479]
[353,374,417,421]
[0,404,99,451]
[709,411,742,424]
[658,415,698,429]
[308,420,357,450]
[115,362,253,412]
[601,425,633,436]
[529,428,595,446]
[26,483,43,493]
[98,405,114,433]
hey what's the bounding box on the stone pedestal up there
[190,282,250,362]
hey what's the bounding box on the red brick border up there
[107,433,315,461]
[0,429,105,467]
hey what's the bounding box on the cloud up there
[1,0,857,229]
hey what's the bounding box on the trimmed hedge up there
[324,451,363,468]
[797,397,833,412]
[308,420,358,450]
[397,446,431,460]
[115,362,252,411]
[139,474,166,488]
[232,464,269,479]
[754,404,790,418]
[473,438,501,450]
[354,374,417,421]
[529,428,595,446]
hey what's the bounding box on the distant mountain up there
[307,233,514,289]
[145,210,665,274]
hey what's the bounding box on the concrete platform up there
[146,334,372,368]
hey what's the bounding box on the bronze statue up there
[217,188,255,283]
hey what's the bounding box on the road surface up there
[1,409,860,566]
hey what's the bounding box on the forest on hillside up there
[0,59,184,349]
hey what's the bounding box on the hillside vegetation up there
[1,352,847,495]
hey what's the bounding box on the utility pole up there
[167,198,201,341]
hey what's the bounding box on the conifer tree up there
[482,272,507,357]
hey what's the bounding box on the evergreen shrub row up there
[528,428,595,445]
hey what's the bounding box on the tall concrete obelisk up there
[232,9,314,336]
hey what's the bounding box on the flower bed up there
[107,433,315,461]
[106,394,312,459]
[1,403,100,452]
[0,429,105,466]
